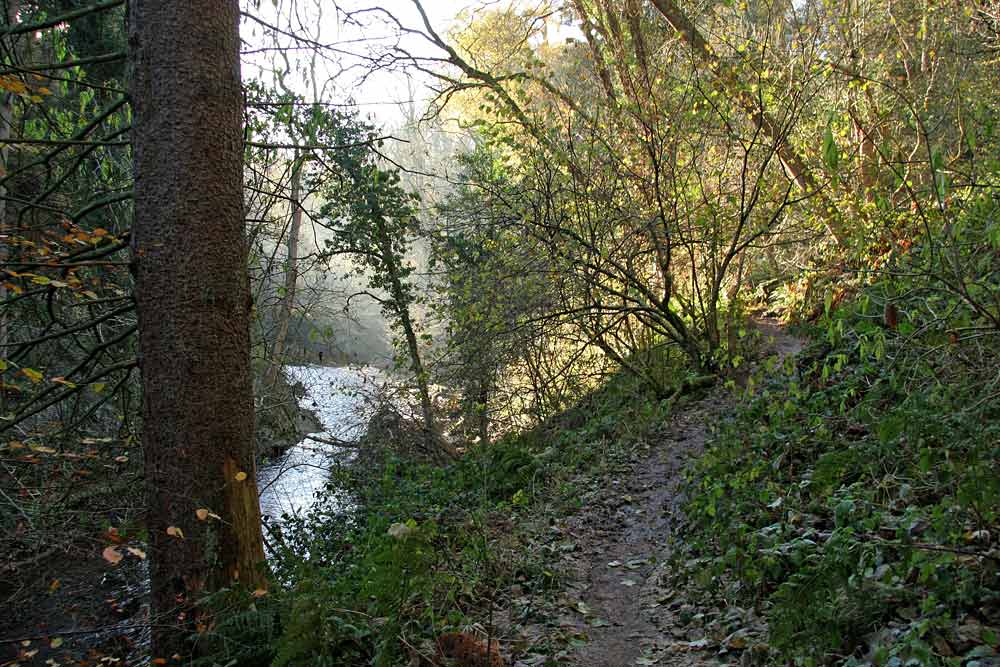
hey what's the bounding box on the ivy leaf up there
[822,119,840,173]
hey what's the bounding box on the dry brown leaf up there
[102,545,123,565]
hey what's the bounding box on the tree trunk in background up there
[372,216,452,456]
[375,217,455,456]
[267,152,304,386]
[571,0,617,102]
[129,0,267,659]
[647,0,847,245]
[0,1,19,369]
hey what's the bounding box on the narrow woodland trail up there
[550,321,803,667]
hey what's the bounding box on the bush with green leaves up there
[679,210,1000,664]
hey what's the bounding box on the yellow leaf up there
[22,368,43,383]
[234,471,247,482]
[166,526,185,539]
[0,76,27,94]
[102,545,123,564]
[251,588,268,598]
[195,508,209,521]
[48,579,61,593]
[91,383,106,393]
[126,547,146,560]
[50,637,63,648]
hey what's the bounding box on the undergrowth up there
[196,365,679,666]
[678,213,1000,666]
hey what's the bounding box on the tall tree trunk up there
[647,0,847,245]
[0,0,19,365]
[129,0,267,659]
[372,216,453,456]
[267,152,304,386]
[571,0,618,101]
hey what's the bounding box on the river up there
[257,364,383,521]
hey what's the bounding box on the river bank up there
[0,364,380,666]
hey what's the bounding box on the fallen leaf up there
[166,526,185,539]
[195,508,210,521]
[21,367,43,383]
[126,547,146,560]
[251,588,268,598]
[49,637,63,649]
[102,545,123,565]
[387,522,415,539]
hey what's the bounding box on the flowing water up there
[257,364,384,521]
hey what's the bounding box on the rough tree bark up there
[129,0,267,659]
